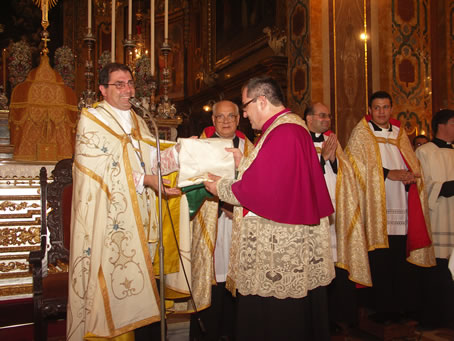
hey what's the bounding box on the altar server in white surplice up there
[416,108,454,328]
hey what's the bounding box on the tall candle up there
[128,0,132,36]
[2,49,6,89]
[88,0,92,31]
[151,0,155,76]
[111,0,116,62]
[164,0,168,40]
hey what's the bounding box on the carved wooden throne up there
[29,158,73,341]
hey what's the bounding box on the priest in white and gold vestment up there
[67,63,180,341]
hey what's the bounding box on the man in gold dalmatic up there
[304,103,371,332]
[67,63,180,341]
[346,91,435,324]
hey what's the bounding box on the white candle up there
[164,0,168,40]
[128,0,132,36]
[111,0,116,62]
[151,0,155,75]
[88,0,92,31]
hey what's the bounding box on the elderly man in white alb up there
[67,63,180,341]
[189,100,253,341]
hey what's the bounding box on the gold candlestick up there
[156,41,176,119]
[78,31,97,109]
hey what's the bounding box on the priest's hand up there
[387,169,419,184]
[225,147,243,169]
[321,134,337,162]
[144,175,181,196]
[204,173,221,196]
[221,207,234,219]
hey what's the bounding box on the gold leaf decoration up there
[0,227,40,246]
[0,201,39,211]
[0,261,29,272]
[33,0,59,9]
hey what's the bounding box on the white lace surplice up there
[369,122,408,235]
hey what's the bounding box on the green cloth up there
[181,183,213,219]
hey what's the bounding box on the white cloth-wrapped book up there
[177,138,235,187]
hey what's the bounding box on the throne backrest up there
[45,158,73,267]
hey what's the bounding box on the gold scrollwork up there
[0,227,40,246]
[0,261,29,272]
[0,201,39,211]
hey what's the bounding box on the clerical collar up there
[310,131,325,142]
[211,132,240,148]
[214,132,234,139]
[432,137,453,149]
[369,120,392,132]
[111,106,132,124]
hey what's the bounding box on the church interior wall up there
[0,0,453,300]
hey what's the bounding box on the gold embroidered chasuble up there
[217,113,335,299]
[332,143,372,286]
[68,103,170,340]
[346,118,435,267]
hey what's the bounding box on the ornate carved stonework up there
[0,161,55,299]
[288,0,310,114]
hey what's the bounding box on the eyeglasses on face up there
[312,113,332,119]
[214,113,238,122]
[241,96,259,111]
[103,80,135,89]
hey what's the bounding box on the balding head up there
[212,100,240,138]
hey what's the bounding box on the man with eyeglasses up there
[67,63,180,341]
[346,90,435,326]
[304,103,371,335]
[415,109,454,329]
[204,76,335,340]
[189,100,253,341]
